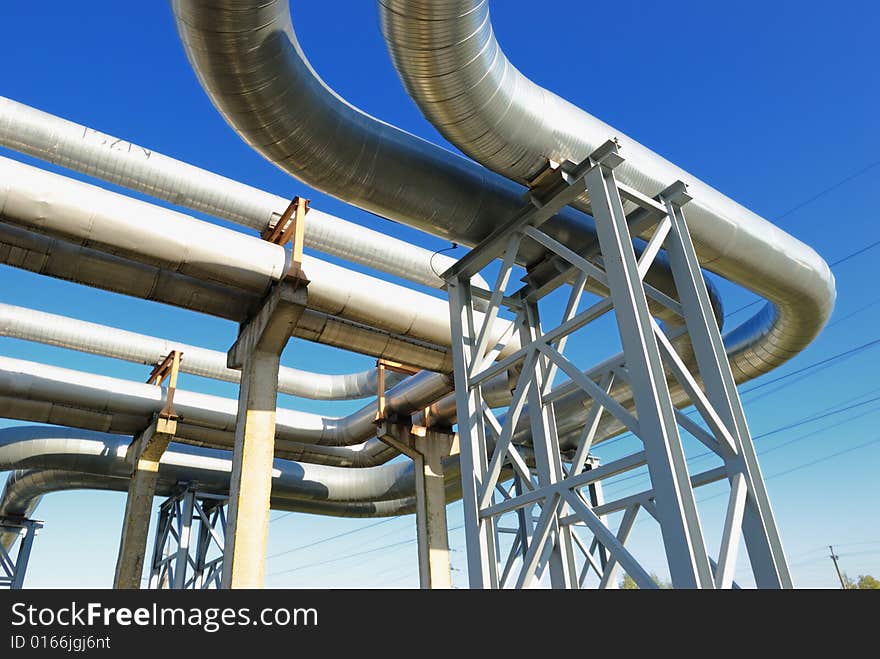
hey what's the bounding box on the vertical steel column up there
[443,139,787,588]
[660,187,791,588]
[518,300,576,588]
[171,489,196,590]
[585,158,714,588]
[148,502,173,589]
[447,276,499,588]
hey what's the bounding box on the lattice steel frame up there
[148,485,228,589]
[444,140,791,589]
[0,517,41,589]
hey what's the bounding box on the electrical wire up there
[266,516,399,561]
[267,523,466,580]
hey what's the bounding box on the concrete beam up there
[378,420,457,589]
[222,279,308,589]
[113,416,177,590]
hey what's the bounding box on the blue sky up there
[0,1,878,588]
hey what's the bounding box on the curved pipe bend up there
[0,355,454,450]
[0,426,459,512]
[0,426,466,548]
[379,0,836,382]
[170,0,721,327]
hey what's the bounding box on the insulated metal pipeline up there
[0,155,516,358]
[170,0,709,309]
[0,221,453,372]
[0,96,490,296]
[172,0,832,389]
[0,428,432,503]
[0,427,466,548]
[0,468,428,549]
[0,302,404,401]
[379,0,837,382]
[0,355,454,448]
[0,394,399,468]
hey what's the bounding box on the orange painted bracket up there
[262,196,310,258]
[147,350,183,420]
[375,358,421,422]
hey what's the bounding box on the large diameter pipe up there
[0,426,458,511]
[379,0,836,382]
[0,468,433,549]
[0,222,453,372]
[0,95,490,295]
[0,356,453,448]
[0,394,401,468]
[0,156,516,356]
[173,0,832,392]
[0,302,404,401]
[0,427,465,547]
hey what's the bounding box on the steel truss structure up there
[0,516,41,589]
[148,485,228,589]
[444,140,792,589]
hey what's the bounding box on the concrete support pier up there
[113,415,177,589]
[378,421,456,589]
[222,279,307,589]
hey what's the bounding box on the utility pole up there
[828,545,847,589]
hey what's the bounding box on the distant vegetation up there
[619,572,880,589]
[843,573,880,589]
[620,574,671,589]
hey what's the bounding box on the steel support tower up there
[0,516,41,589]
[444,141,791,589]
[148,485,228,589]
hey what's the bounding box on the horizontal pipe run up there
[0,95,491,297]
[0,221,453,372]
[0,302,404,401]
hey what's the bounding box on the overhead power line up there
[721,157,880,320]
[266,516,399,561]
[268,523,466,580]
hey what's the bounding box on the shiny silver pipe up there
[168,0,730,418]
[0,355,453,448]
[0,302,404,401]
[171,0,700,301]
[0,427,430,504]
[0,221,453,372]
[0,395,398,468]
[379,0,836,382]
[0,468,424,549]
[0,427,464,548]
[0,95,490,297]
[0,156,515,357]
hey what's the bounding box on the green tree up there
[841,572,880,589]
[621,575,639,589]
[619,573,672,589]
[854,574,880,589]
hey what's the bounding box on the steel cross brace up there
[444,140,790,589]
[0,517,42,589]
[148,485,228,590]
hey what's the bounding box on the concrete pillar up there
[379,421,456,589]
[222,280,307,589]
[114,416,176,589]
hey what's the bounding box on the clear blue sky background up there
[0,1,878,588]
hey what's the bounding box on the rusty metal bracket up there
[375,358,421,422]
[147,350,182,420]
[263,195,311,289]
